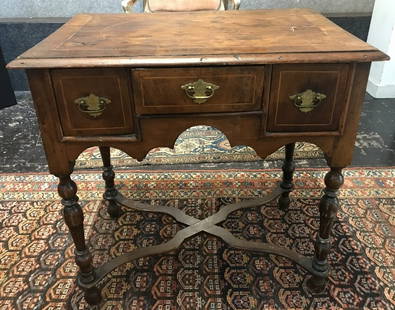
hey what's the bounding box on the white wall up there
[367,0,395,98]
[1,0,375,18]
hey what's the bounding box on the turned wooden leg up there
[307,167,344,293]
[58,175,102,306]
[278,143,296,210]
[99,146,122,218]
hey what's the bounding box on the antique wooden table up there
[8,9,388,305]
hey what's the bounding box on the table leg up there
[57,175,102,305]
[307,167,344,292]
[278,143,296,210]
[99,146,122,218]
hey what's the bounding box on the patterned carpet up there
[74,126,323,168]
[0,168,394,309]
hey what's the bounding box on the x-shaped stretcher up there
[78,185,326,289]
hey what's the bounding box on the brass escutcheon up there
[289,89,327,113]
[181,79,220,104]
[74,94,111,118]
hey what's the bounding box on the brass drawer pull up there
[74,93,111,118]
[181,79,219,104]
[289,89,326,113]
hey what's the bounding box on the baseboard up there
[367,80,395,99]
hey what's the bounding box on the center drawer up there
[132,67,265,115]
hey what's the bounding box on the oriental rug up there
[0,168,394,309]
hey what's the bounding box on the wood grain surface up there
[267,63,350,133]
[52,68,135,136]
[8,9,388,69]
[132,66,265,114]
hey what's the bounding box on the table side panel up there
[26,69,72,174]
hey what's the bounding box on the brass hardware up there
[181,79,220,104]
[289,89,327,113]
[74,94,111,118]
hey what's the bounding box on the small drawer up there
[52,68,134,136]
[132,66,265,115]
[266,64,351,134]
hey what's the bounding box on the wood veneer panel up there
[132,66,265,114]
[266,64,350,133]
[8,9,388,69]
[52,68,135,136]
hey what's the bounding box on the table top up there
[8,8,388,69]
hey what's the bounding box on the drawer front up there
[52,68,134,136]
[267,64,351,133]
[132,67,265,115]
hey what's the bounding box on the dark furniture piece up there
[8,9,388,306]
[0,47,16,109]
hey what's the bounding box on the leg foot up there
[99,146,122,219]
[105,199,122,219]
[84,287,102,306]
[306,275,327,294]
[279,143,295,210]
[278,195,291,210]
